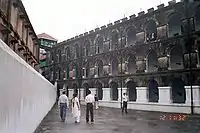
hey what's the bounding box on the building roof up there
[37,33,58,42]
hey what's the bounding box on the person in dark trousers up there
[122,93,128,114]
[58,91,69,122]
[85,90,95,124]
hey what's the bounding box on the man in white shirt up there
[85,90,95,123]
[58,91,69,122]
[122,93,128,114]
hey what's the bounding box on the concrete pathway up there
[35,105,200,133]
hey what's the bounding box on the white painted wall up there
[66,79,200,114]
[98,86,200,114]
[0,40,56,133]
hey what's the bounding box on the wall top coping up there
[89,88,97,91]
[184,86,200,89]
[102,88,111,90]
[158,87,171,89]
[136,87,148,89]
[117,88,127,90]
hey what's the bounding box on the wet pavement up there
[35,105,200,133]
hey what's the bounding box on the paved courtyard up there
[35,105,200,133]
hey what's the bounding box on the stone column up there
[102,88,111,101]
[90,88,97,95]
[185,86,200,106]
[158,87,172,104]
[196,52,200,68]
[118,88,127,101]
[193,86,200,106]
[136,87,148,103]
[80,88,85,100]
[68,89,74,100]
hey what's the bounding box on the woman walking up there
[72,93,81,123]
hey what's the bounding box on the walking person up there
[58,91,69,122]
[85,90,95,124]
[72,93,81,123]
[94,94,99,109]
[122,93,128,114]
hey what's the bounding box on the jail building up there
[47,0,200,113]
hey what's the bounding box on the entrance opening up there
[83,83,90,97]
[148,78,159,102]
[127,80,137,101]
[72,84,78,95]
[96,81,103,100]
[110,82,118,101]
[171,78,186,103]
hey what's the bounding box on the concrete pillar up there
[80,88,85,100]
[102,88,111,101]
[193,86,200,106]
[158,87,172,104]
[196,52,200,68]
[136,87,148,103]
[117,88,127,101]
[185,86,200,106]
[68,89,74,100]
[90,88,97,95]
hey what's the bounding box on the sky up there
[22,0,180,42]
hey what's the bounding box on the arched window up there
[65,47,70,60]
[126,26,136,46]
[127,56,137,74]
[56,49,61,63]
[168,13,182,37]
[74,44,79,59]
[83,62,90,78]
[83,40,90,56]
[111,30,119,50]
[144,20,157,42]
[146,50,158,72]
[95,35,103,54]
[195,7,200,31]
[169,45,183,70]
[96,60,103,77]
[111,58,118,75]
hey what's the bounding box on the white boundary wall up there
[0,40,56,133]
[71,86,200,114]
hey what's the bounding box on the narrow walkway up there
[35,105,200,133]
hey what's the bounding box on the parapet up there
[129,14,136,19]
[101,25,106,29]
[114,20,121,24]
[148,8,154,13]
[107,23,113,27]
[89,30,94,34]
[138,11,145,16]
[157,4,165,9]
